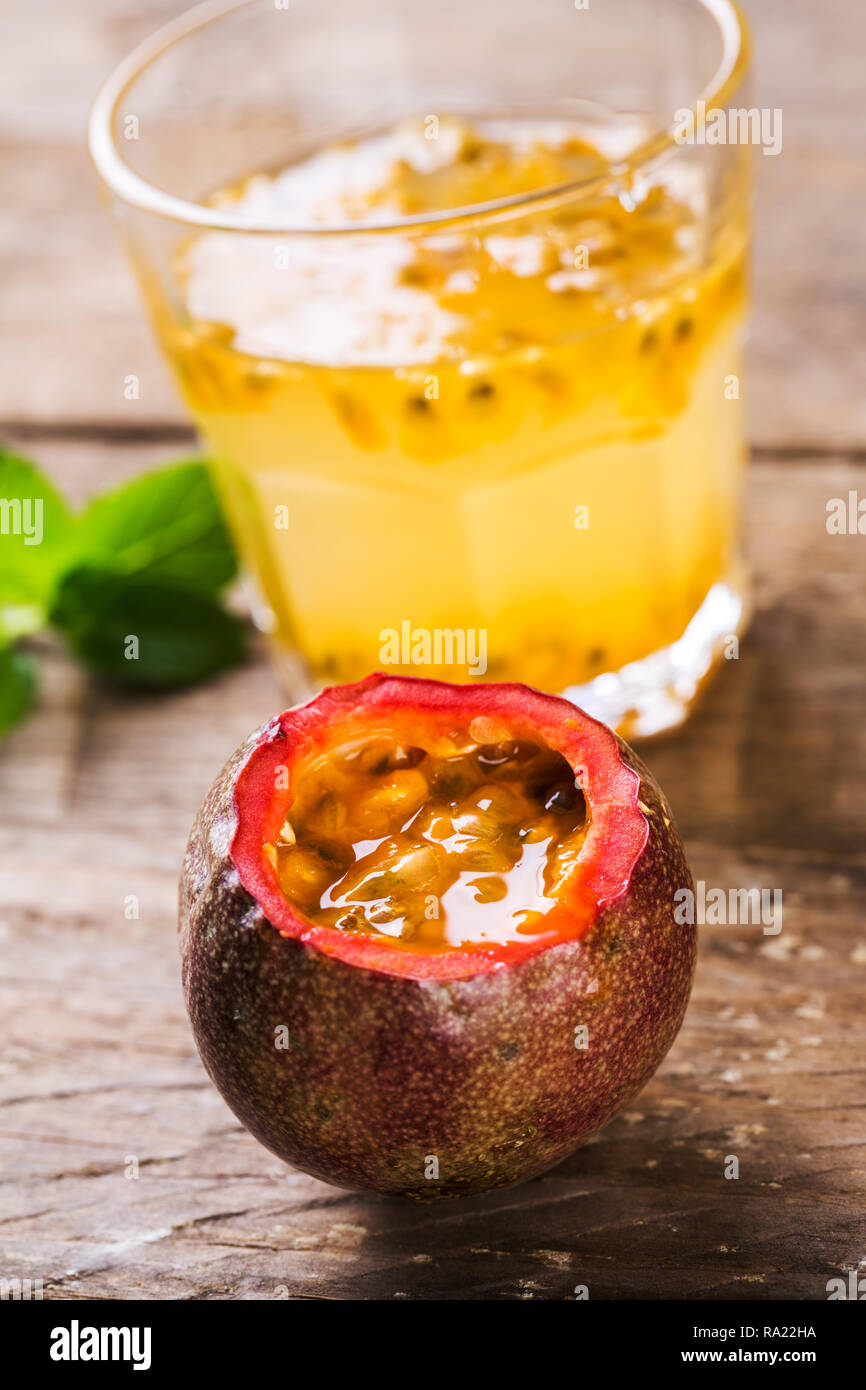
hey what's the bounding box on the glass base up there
[262,569,749,742]
[561,571,749,739]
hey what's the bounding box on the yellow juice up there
[156,116,748,721]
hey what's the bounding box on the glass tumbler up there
[90,0,752,737]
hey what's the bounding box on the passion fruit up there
[180,675,695,1198]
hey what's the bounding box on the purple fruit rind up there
[179,724,696,1199]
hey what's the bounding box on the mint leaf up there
[50,566,246,688]
[0,448,76,615]
[78,460,237,595]
[0,645,38,738]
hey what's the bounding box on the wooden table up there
[1,0,864,1300]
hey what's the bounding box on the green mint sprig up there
[0,446,246,737]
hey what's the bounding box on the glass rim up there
[88,0,751,238]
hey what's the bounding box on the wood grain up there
[1,445,863,1300]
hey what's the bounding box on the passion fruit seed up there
[306,790,347,836]
[456,842,517,875]
[477,740,537,773]
[274,735,588,948]
[468,875,508,904]
[331,391,384,449]
[354,769,429,835]
[342,740,425,774]
[428,756,479,803]
[468,380,496,402]
[278,841,348,908]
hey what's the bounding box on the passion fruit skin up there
[180,698,696,1201]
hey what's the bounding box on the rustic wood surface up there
[1,0,865,1300]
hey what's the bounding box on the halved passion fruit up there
[180,675,696,1198]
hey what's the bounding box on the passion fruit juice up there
[158,116,747,701]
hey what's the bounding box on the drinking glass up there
[90,0,751,736]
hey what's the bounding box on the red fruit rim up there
[230,674,648,981]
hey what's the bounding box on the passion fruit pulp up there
[276,731,589,951]
[180,675,696,1198]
